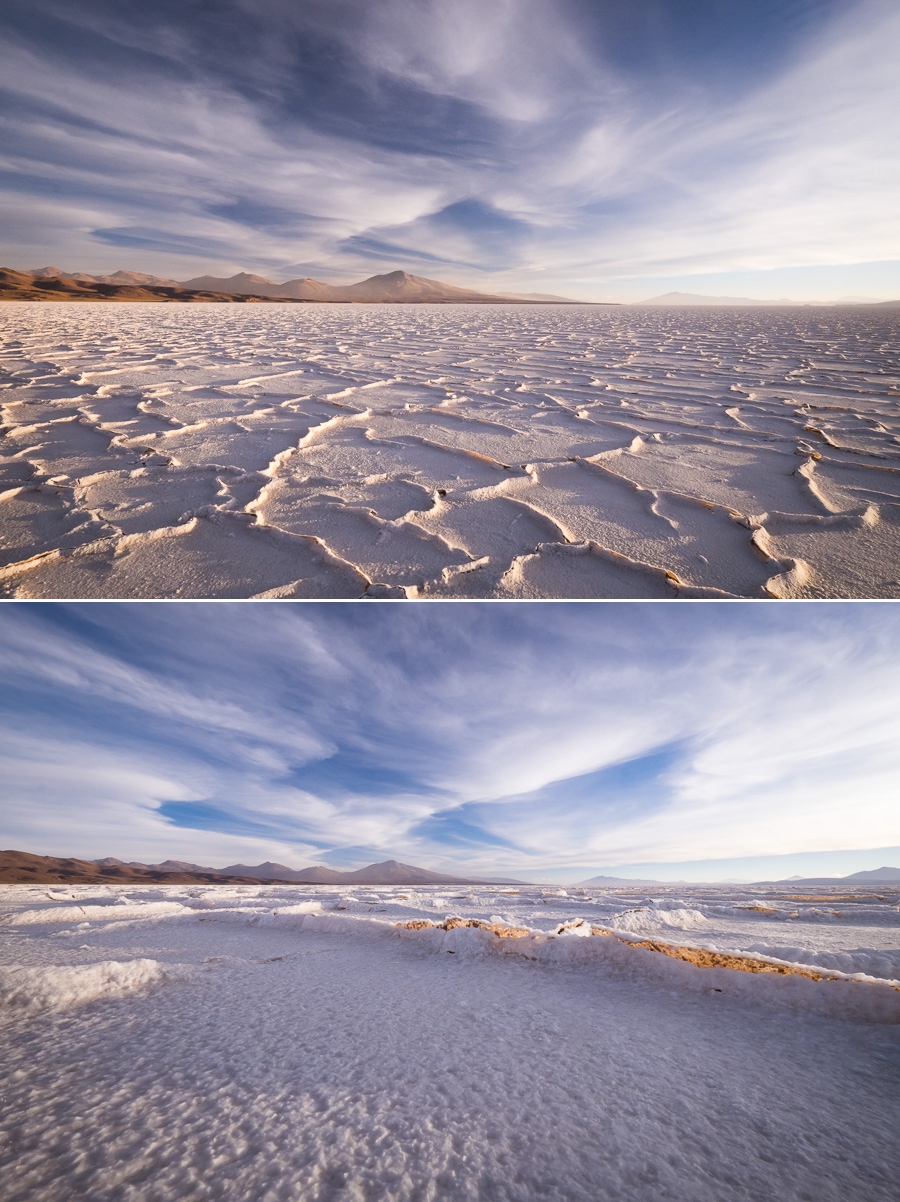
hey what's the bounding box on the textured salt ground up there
[1,302,899,598]
[4,881,900,979]
[2,922,899,1202]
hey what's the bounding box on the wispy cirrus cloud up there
[0,0,897,298]
[1,603,898,878]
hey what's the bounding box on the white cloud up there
[360,0,604,123]
[2,605,898,873]
[3,0,896,294]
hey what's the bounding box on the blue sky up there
[1,0,898,301]
[1,602,898,882]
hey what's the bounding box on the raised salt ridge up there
[2,303,899,597]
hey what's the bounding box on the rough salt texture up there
[2,303,899,597]
[1,882,899,1201]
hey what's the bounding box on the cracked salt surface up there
[2,303,899,597]
[1,883,898,1201]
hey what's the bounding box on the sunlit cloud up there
[1,604,898,877]
[0,0,897,298]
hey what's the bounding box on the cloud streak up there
[1,603,898,877]
[0,0,897,297]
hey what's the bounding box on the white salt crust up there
[2,303,899,597]
[1,882,898,1201]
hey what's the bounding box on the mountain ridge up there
[0,268,301,304]
[0,850,523,886]
[635,291,900,307]
[636,291,811,307]
[3,267,611,305]
[176,268,595,304]
[578,866,900,886]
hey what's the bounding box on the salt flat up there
[1,882,899,1201]
[1,303,899,598]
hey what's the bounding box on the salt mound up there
[611,907,711,935]
[5,901,187,925]
[0,959,177,1015]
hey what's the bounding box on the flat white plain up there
[2,303,899,598]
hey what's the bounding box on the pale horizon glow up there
[1,0,898,302]
[1,603,899,882]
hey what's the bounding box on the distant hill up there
[498,290,587,303]
[635,291,806,307]
[215,861,345,883]
[579,865,900,887]
[835,295,891,304]
[179,269,544,304]
[0,849,274,885]
[755,865,900,886]
[635,292,900,307]
[0,850,521,886]
[843,866,900,882]
[30,266,181,287]
[0,267,301,304]
[577,873,663,886]
[3,265,611,305]
[168,857,515,885]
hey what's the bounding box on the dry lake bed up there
[2,303,899,598]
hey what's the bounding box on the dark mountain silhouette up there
[191,857,518,885]
[0,849,273,885]
[0,267,301,304]
[753,866,900,886]
[841,866,900,882]
[0,850,523,885]
[179,269,533,304]
[577,873,664,885]
[3,266,609,304]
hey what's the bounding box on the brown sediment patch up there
[398,917,530,938]
[399,918,827,970]
[395,918,900,991]
[778,894,887,902]
[598,932,824,978]
[590,927,900,989]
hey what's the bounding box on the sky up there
[1,602,899,883]
[0,0,898,302]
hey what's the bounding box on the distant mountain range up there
[578,866,900,886]
[577,874,665,886]
[0,267,290,304]
[636,291,900,307]
[5,269,895,308]
[177,269,520,303]
[4,848,896,889]
[1,266,603,305]
[843,866,900,881]
[0,850,272,885]
[498,290,584,303]
[766,866,900,886]
[0,850,521,886]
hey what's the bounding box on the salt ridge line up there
[3,882,899,975]
[199,908,900,1022]
[2,305,899,597]
[3,903,898,1025]
[396,915,900,987]
[13,888,897,1002]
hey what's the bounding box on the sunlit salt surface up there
[2,302,899,598]
[2,882,899,1201]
